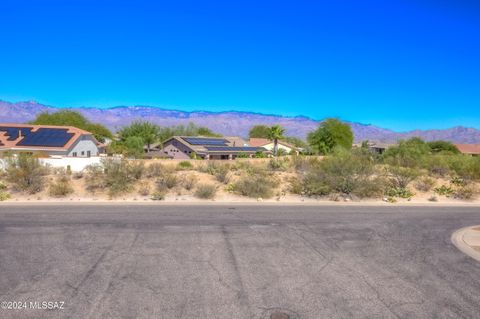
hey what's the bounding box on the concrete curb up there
[451,225,480,262]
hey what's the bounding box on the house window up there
[72,152,77,157]
[87,151,91,157]
[81,151,85,156]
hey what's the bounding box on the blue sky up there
[0,0,479,131]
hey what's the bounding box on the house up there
[0,123,104,157]
[354,142,395,154]
[249,138,298,155]
[160,136,267,160]
[454,144,480,156]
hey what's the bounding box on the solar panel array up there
[0,127,33,140]
[17,128,74,147]
[183,137,229,146]
[205,146,264,152]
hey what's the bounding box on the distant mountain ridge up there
[1,100,479,143]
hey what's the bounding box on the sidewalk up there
[452,226,480,261]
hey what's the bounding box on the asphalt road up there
[1,205,480,319]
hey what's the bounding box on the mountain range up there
[1,100,479,143]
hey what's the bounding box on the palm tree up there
[267,125,285,156]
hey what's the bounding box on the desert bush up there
[146,163,168,178]
[233,173,277,198]
[200,162,231,183]
[49,175,74,197]
[156,173,178,189]
[434,185,455,197]
[85,159,141,197]
[453,185,477,200]
[137,181,151,196]
[102,159,137,197]
[176,161,194,170]
[129,161,145,180]
[84,164,107,193]
[0,181,7,190]
[0,191,10,201]
[386,166,419,189]
[181,174,198,190]
[303,148,380,198]
[6,154,49,194]
[288,176,303,195]
[73,171,84,179]
[415,176,436,192]
[194,183,217,199]
[214,165,230,184]
[423,155,451,177]
[268,157,290,171]
[428,195,438,202]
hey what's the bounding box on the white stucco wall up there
[39,157,102,172]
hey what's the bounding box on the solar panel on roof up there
[17,128,74,147]
[183,137,229,146]
[205,146,264,152]
[0,127,33,140]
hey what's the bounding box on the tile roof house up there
[249,138,298,154]
[454,144,480,156]
[160,136,267,160]
[0,123,104,157]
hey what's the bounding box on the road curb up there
[451,225,480,262]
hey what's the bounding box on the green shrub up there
[414,176,436,192]
[233,173,277,198]
[176,161,193,170]
[434,185,455,197]
[49,175,74,197]
[182,174,198,190]
[0,191,10,201]
[6,154,49,194]
[450,176,467,187]
[0,181,7,190]
[288,177,303,195]
[385,187,415,199]
[194,183,217,199]
[303,148,380,198]
[151,189,167,200]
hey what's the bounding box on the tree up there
[267,125,285,156]
[30,110,113,143]
[118,121,161,152]
[427,141,460,154]
[249,125,271,138]
[307,118,353,154]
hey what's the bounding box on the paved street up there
[0,205,480,319]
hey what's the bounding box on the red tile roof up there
[455,144,480,155]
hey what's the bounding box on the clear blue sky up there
[0,0,479,131]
